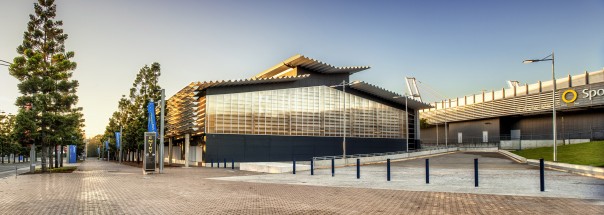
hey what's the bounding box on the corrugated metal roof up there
[254,54,370,79]
[194,74,310,92]
[349,81,432,109]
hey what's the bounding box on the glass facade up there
[206,86,407,139]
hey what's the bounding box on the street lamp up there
[523,52,557,161]
[1,110,6,164]
[330,81,354,164]
[393,94,419,152]
[0,59,11,67]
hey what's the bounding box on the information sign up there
[144,132,157,172]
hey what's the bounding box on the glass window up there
[206,86,407,139]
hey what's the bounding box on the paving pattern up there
[219,152,604,200]
[0,158,602,214]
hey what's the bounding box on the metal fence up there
[312,145,457,168]
[420,129,603,150]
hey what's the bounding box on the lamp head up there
[523,60,537,64]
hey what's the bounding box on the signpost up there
[144,132,157,173]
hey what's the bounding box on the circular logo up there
[561,89,577,103]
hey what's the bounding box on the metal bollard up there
[474,158,478,187]
[293,159,296,174]
[425,159,430,184]
[387,159,391,181]
[310,160,314,175]
[232,159,234,170]
[540,158,545,192]
[224,158,226,169]
[211,159,214,168]
[331,158,335,177]
[356,158,360,179]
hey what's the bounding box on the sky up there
[1,0,603,137]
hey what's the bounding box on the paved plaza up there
[219,152,604,199]
[0,153,602,215]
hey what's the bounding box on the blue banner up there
[69,145,77,163]
[147,101,157,133]
[105,140,109,150]
[115,132,121,149]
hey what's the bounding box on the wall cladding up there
[205,134,406,162]
[507,109,604,139]
[421,118,500,143]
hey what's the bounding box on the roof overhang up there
[349,81,432,110]
[194,74,310,94]
[254,54,370,79]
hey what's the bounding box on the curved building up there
[420,69,604,149]
[165,55,430,165]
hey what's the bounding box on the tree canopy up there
[8,0,84,171]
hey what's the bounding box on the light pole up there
[1,110,6,164]
[0,59,11,67]
[119,126,122,164]
[330,81,353,164]
[393,94,418,152]
[159,89,165,173]
[523,52,557,161]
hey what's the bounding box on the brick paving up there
[0,160,602,215]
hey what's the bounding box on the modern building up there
[419,69,604,149]
[164,55,430,165]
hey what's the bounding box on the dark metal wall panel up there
[205,67,409,111]
[448,118,500,139]
[420,109,604,142]
[421,118,500,143]
[206,68,347,96]
[205,134,406,162]
[505,108,604,139]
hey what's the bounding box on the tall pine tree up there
[9,0,80,172]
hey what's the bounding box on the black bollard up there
[474,158,479,187]
[540,158,545,192]
[387,159,391,181]
[310,160,314,175]
[293,159,296,174]
[331,158,335,177]
[217,159,220,168]
[425,159,430,184]
[356,159,360,179]
[232,159,234,170]
[224,158,226,169]
[211,159,214,168]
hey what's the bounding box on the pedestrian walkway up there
[0,158,602,214]
[217,152,604,200]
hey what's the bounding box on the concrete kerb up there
[498,149,604,179]
[526,159,604,179]
[236,147,507,174]
[313,147,458,169]
[498,150,527,163]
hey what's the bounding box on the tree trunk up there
[41,146,48,172]
[49,146,54,169]
[136,149,140,164]
[54,145,59,168]
[60,145,63,167]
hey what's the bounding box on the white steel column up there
[168,137,173,165]
[184,133,190,167]
[159,89,165,173]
